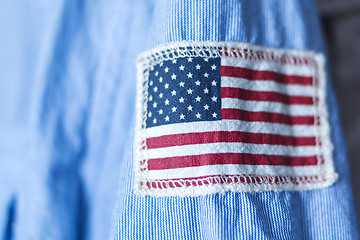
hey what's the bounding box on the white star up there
[196,64,201,70]
[195,80,201,86]
[165,99,170,105]
[211,64,217,70]
[164,83,169,89]
[180,114,185,120]
[149,95,153,101]
[172,106,177,112]
[172,59,177,63]
[195,96,201,102]
[155,71,159,76]
[153,118,157,123]
[212,112,217,118]
[153,102,157,108]
[211,80,217,86]
[159,109,163,114]
[204,104,209,110]
[187,89,193,94]
[196,112,201,119]
[179,65,185,71]
[204,88,209,94]
[159,77,163,82]
[150,81,153,86]
[204,72,209,78]
[171,74,176,80]
[188,57,193,62]
[165,116,170,121]
[160,62,163,67]
[148,111,152,117]
[164,67,169,72]
[179,97,185,103]
[187,72,193,78]
[204,58,209,62]
[211,96,218,102]
[187,105,193,111]
[171,90,176,96]
[159,93,163,98]
[150,66,154,71]
[153,87,158,92]
[179,82,185,87]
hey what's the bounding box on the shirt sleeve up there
[111,0,359,239]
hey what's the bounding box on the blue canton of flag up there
[146,57,221,127]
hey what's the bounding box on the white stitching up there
[137,174,338,197]
[134,41,337,197]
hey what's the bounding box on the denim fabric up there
[0,0,358,239]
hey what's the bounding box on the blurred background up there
[0,0,359,230]
[317,0,360,223]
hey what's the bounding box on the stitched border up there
[134,41,337,197]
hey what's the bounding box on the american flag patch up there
[134,41,337,197]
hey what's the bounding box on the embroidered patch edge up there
[134,41,338,197]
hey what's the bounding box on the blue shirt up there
[0,0,358,239]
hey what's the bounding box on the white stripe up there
[221,98,315,116]
[147,142,316,159]
[146,164,320,180]
[221,56,315,77]
[221,77,315,96]
[145,120,316,138]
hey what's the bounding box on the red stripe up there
[220,66,313,85]
[221,109,315,125]
[146,131,316,149]
[144,174,321,189]
[147,153,318,170]
[221,87,314,105]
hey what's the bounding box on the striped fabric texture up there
[113,1,358,239]
[134,41,337,197]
